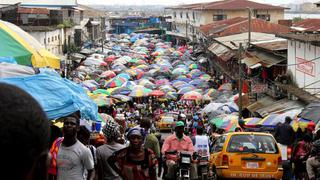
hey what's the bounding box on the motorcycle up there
[194,153,211,180]
[164,150,193,180]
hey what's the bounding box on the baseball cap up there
[176,121,185,127]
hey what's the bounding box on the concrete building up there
[165,0,286,41]
[278,19,320,96]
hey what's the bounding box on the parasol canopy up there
[0,20,60,69]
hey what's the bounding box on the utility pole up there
[248,8,252,46]
[185,20,188,42]
[238,43,243,119]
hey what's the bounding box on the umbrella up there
[98,113,114,123]
[155,79,169,85]
[121,81,137,90]
[181,91,203,100]
[178,86,196,94]
[149,90,165,97]
[105,55,117,62]
[189,79,206,86]
[243,117,262,127]
[189,63,199,69]
[210,114,239,132]
[129,85,152,97]
[159,85,176,93]
[0,20,60,69]
[172,81,187,89]
[113,57,128,65]
[139,79,156,89]
[105,77,127,88]
[117,73,131,80]
[91,94,114,107]
[136,59,147,65]
[136,64,149,71]
[176,77,191,83]
[205,88,217,97]
[111,94,132,102]
[199,74,212,81]
[110,86,132,95]
[258,114,279,127]
[100,70,116,78]
[299,102,320,123]
[92,89,111,96]
[218,83,232,91]
[172,68,188,76]
[269,109,302,126]
[127,58,138,63]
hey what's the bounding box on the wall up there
[287,39,320,95]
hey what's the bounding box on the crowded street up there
[1,0,320,180]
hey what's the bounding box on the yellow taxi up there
[209,132,283,180]
[156,116,175,131]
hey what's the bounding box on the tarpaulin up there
[0,74,98,121]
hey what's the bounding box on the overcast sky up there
[78,0,319,6]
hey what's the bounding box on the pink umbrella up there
[181,91,203,100]
[149,90,165,97]
[100,70,116,78]
[155,79,169,85]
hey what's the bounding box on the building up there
[165,0,286,41]
[278,19,320,97]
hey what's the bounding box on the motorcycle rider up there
[162,121,196,180]
[306,139,320,180]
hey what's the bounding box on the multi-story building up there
[165,0,286,41]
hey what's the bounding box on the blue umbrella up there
[176,77,191,82]
[117,73,131,80]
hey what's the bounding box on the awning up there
[208,43,235,61]
[247,96,305,117]
[249,50,286,68]
[242,56,262,69]
[166,31,187,39]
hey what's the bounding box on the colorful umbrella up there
[91,94,114,107]
[155,79,169,85]
[121,81,137,90]
[129,85,152,97]
[110,87,132,95]
[0,20,60,68]
[165,91,178,100]
[199,74,212,81]
[210,114,239,132]
[159,85,176,93]
[100,70,116,78]
[92,89,111,96]
[149,90,165,97]
[136,64,149,71]
[98,113,114,123]
[244,117,262,127]
[172,81,187,89]
[139,79,156,89]
[178,86,196,94]
[205,88,217,97]
[117,73,131,80]
[258,114,278,127]
[189,63,199,69]
[105,55,117,62]
[111,94,132,102]
[172,68,188,76]
[105,77,127,88]
[127,58,138,63]
[181,91,203,100]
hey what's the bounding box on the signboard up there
[296,57,316,77]
[251,84,268,93]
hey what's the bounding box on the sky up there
[78,0,319,6]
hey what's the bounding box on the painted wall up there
[287,39,320,95]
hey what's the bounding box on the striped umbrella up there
[129,85,152,97]
[258,114,278,127]
[105,77,127,88]
[92,89,111,96]
[90,94,114,107]
[210,114,239,132]
[0,20,60,68]
[244,117,262,127]
[181,91,203,100]
[110,87,132,95]
[165,91,178,100]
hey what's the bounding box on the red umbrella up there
[149,90,165,97]
[105,55,117,62]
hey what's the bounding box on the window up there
[257,14,270,21]
[52,37,54,42]
[58,35,60,40]
[227,135,278,154]
[186,12,189,19]
[180,12,183,18]
[48,38,50,43]
[55,36,57,41]
[213,14,227,21]
[173,11,176,18]
[192,11,195,20]
[44,38,46,44]
[211,136,226,152]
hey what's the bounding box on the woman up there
[108,127,157,180]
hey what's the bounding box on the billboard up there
[296,57,316,77]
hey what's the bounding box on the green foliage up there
[293,17,303,23]
[57,20,75,28]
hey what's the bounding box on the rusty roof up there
[17,7,49,14]
[200,17,292,37]
[169,0,286,10]
[252,40,288,51]
[277,33,320,43]
[292,19,320,32]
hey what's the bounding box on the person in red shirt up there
[162,121,195,180]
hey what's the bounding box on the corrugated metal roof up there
[208,43,235,61]
[169,0,285,10]
[277,33,320,43]
[247,97,304,117]
[248,50,286,68]
[17,7,49,14]
[0,0,77,7]
[292,19,320,32]
[200,17,292,37]
[214,32,279,50]
[252,39,288,51]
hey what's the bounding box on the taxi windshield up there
[227,134,278,154]
[162,116,174,123]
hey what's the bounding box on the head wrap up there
[102,120,120,141]
[127,127,145,139]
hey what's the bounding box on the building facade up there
[166,0,286,41]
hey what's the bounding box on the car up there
[156,116,175,131]
[209,132,283,180]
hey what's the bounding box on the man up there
[0,83,50,180]
[55,113,95,180]
[96,121,125,180]
[274,116,295,146]
[162,121,195,180]
[192,126,210,158]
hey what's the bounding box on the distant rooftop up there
[0,0,77,7]
[292,19,320,32]
[168,0,286,10]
